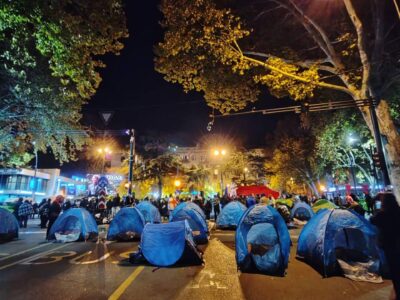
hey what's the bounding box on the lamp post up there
[31,141,38,201]
[126,129,135,196]
[212,148,227,194]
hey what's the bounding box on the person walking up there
[18,200,34,228]
[46,198,62,239]
[370,193,400,300]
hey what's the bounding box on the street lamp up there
[97,147,112,174]
[243,167,249,185]
[174,179,181,188]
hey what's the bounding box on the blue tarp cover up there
[107,207,145,240]
[0,207,19,240]
[171,202,208,244]
[290,202,314,221]
[48,208,98,241]
[236,204,291,275]
[297,209,381,276]
[136,201,161,223]
[217,201,247,228]
[140,220,202,267]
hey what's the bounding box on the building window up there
[6,175,17,190]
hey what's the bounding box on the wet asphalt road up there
[0,219,392,300]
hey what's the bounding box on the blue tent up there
[216,201,247,229]
[138,220,203,267]
[290,202,314,221]
[171,202,206,220]
[236,204,291,275]
[136,201,161,223]
[48,208,98,242]
[0,207,19,241]
[170,202,208,244]
[297,209,383,277]
[107,207,145,241]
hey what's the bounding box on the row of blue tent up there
[2,199,386,279]
[216,200,315,229]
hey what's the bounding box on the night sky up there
[42,0,292,174]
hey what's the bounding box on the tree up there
[156,0,400,201]
[186,165,211,192]
[135,154,183,198]
[0,0,128,165]
[315,111,376,190]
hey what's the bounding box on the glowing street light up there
[174,179,181,187]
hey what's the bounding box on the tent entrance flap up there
[246,223,281,273]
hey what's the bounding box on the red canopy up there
[236,185,280,199]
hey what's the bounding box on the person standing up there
[13,198,23,226]
[168,195,179,217]
[370,193,400,299]
[112,193,121,217]
[213,196,220,220]
[18,200,34,228]
[46,198,62,239]
[364,192,374,214]
[39,199,51,228]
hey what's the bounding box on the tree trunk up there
[362,100,400,203]
[157,176,163,199]
[306,181,320,198]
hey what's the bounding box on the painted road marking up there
[22,251,77,265]
[0,244,68,271]
[70,251,114,265]
[0,243,50,262]
[108,266,145,300]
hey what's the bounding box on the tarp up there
[0,207,19,241]
[216,201,247,228]
[171,202,208,244]
[236,185,280,199]
[297,209,383,277]
[236,204,291,275]
[107,207,145,241]
[312,199,338,213]
[140,220,203,267]
[290,202,314,221]
[136,201,161,223]
[48,208,98,242]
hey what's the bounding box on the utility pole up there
[127,129,135,196]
